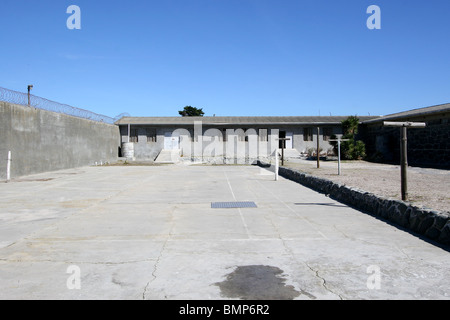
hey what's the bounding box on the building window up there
[303,128,313,141]
[237,129,246,142]
[323,127,332,141]
[259,129,268,142]
[146,129,157,142]
[130,128,139,143]
[242,129,249,142]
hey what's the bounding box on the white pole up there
[275,150,279,181]
[330,138,349,175]
[337,140,341,175]
[6,151,11,182]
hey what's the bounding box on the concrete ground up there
[0,164,449,300]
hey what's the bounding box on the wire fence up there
[0,86,118,124]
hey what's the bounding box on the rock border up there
[257,161,450,246]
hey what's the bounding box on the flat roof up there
[362,103,450,124]
[115,102,450,126]
[115,116,379,126]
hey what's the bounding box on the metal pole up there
[6,151,11,182]
[401,127,408,201]
[275,149,279,181]
[281,142,285,166]
[337,140,341,175]
[329,138,349,175]
[27,85,33,107]
[317,127,320,168]
[127,124,131,143]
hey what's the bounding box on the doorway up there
[279,131,293,149]
[164,132,180,150]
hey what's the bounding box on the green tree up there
[179,106,205,117]
[342,116,360,137]
[330,116,366,160]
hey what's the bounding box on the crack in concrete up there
[142,241,167,300]
[142,206,176,300]
[305,263,344,300]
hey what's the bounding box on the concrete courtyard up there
[0,164,449,300]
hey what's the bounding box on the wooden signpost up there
[278,137,291,166]
[275,137,291,181]
[316,127,320,169]
[383,121,426,201]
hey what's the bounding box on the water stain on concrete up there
[215,265,305,300]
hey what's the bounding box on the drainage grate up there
[211,201,257,209]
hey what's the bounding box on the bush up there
[330,116,366,160]
[343,139,366,160]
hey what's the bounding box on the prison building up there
[115,116,375,164]
[361,103,450,169]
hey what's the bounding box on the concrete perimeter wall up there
[257,161,450,247]
[0,101,120,180]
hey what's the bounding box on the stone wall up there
[257,162,450,246]
[361,115,450,169]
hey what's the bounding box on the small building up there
[361,103,450,169]
[115,116,375,164]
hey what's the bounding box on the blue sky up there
[1,0,450,118]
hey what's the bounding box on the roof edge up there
[362,103,450,124]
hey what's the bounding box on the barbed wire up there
[0,86,118,124]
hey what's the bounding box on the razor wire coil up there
[0,86,116,124]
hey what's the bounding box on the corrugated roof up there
[115,116,378,126]
[362,103,450,124]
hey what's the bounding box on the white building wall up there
[120,125,342,162]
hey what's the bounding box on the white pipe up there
[6,151,11,182]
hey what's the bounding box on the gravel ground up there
[283,159,450,213]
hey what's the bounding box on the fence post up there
[317,127,320,168]
[383,121,426,201]
[27,85,33,107]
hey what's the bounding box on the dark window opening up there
[323,127,332,141]
[259,129,268,142]
[130,128,139,143]
[303,128,313,142]
[146,129,157,143]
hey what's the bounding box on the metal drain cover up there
[211,201,257,209]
